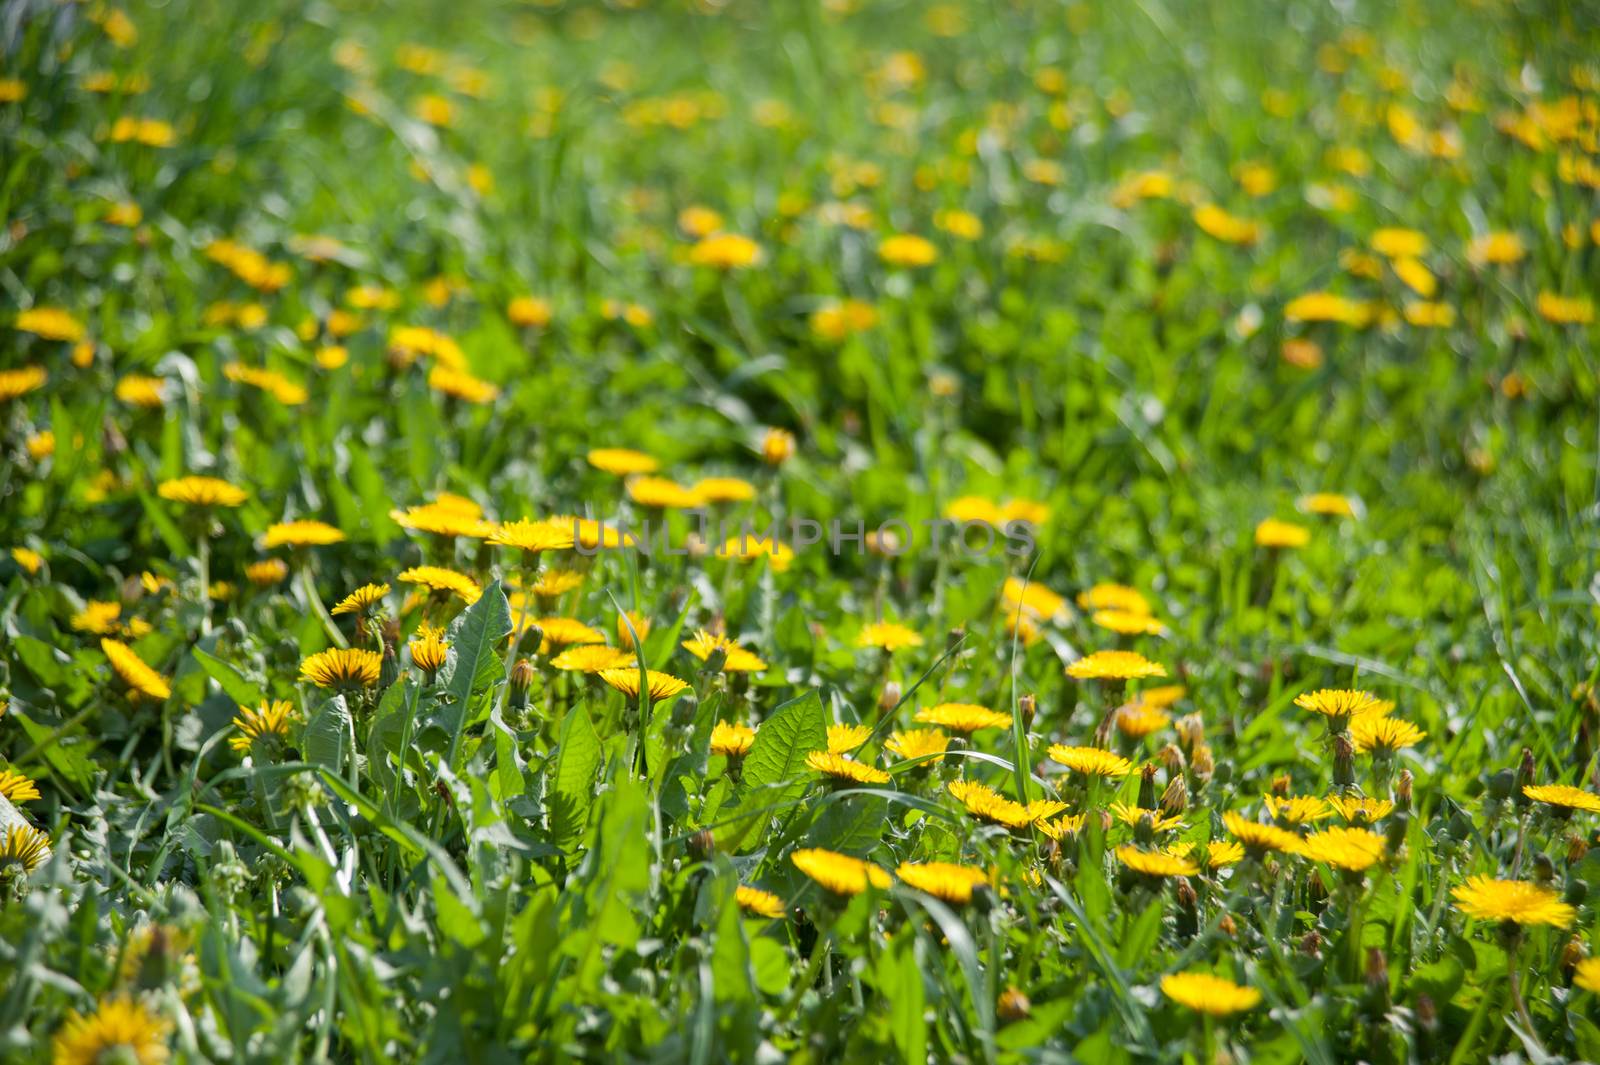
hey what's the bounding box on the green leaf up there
[877,929,926,1065]
[441,579,513,767]
[191,645,265,709]
[303,694,351,772]
[715,689,826,851]
[548,703,601,850]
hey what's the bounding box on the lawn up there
[2,0,1599,1061]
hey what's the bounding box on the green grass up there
[2,0,1599,1061]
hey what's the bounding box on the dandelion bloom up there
[507,296,552,328]
[391,504,495,539]
[692,476,757,504]
[947,780,1064,829]
[224,363,307,405]
[735,885,785,919]
[1298,492,1356,517]
[791,848,890,896]
[1254,518,1309,548]
[1284,292,1371,326]
[1294,688,1381,722]
[878,233,939,267]
[1575,958,1600,993]
[710,721,757,757]
[262,520,345,549]
[157,476,247,508]
[1036,812,1089,840]
[1522,784,1600,814]
[1077,582,1151,614]
[1160,972,1261,1015]
[682,630,767,672]
[945,496,1005,526]
[716,535,794,571]
[0,366,48,404]
[1049,745,1135,777]
[1066,650,1165,681]
[490,518,576,554]
[1466,231,1525,266]
[524,570,584,598]
[245,559,289,586]
[617,610,651,648]
[1003,497,1051,525]
[886,728,949,763]
[1092,609,1165,636]
[599,668,689,701]
[397,566,482,604]
[627,476,703,509]
[14,307,85,342]
[0,769,41,803]
[300,648,383,690]
[409,627,450,676]
[115,374,166,408]
[1264,795,1334,825]
[807,750,892,785]
[230,700,296,754]
[897,862,990,905]
[1351,715,1426,753]
[1,823,51,873]
[1328,795,1394,823]
[678,205,725,238]
[1111,802,1185,832]
[1116,846,1198,877]
[1116,704,1171,739]
[1298,826,1386,872]
[857,622,923,652]
[1370,227,1428,258]
[1536,292,1594,325]
[551,645,634,673]
[587,448,659,476]
[827,723,872,753]
[809,299,879,341]
[1002,576,1066,620]
[1192,204,1262,245]
[72,600,124,635]
[50,996,172,1065]
[1222,812,1304,855]
[11,547,43,575]
[536,617,607,648]
[915,703,1012,733]
[330,583,389,616]
[1452,876,1575,927]
[688,232,763,269]
[101,639,171,700]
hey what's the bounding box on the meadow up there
[3,0,1600,1061]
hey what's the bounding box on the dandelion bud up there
[688,829,715,860]
[1300,930,1323,958]
[1562,937,1586,976]
[1514,747,1536,807]
[1018,693,1037,726]
[1533,852,1556,883]
[1191,744,1215,782]
[1137,764,1158,809]
[1414,992,1437,1032]
[878,681,902,715]
[1217,913,1237,937]
[1486,768,1515,801]
[1568,835,1590,865]
[998,987,1031,1022]
[1133,812,1157,846]
[379,639,400,688]
[1174,713,1204,752]
[1394,769,1413,812]
[1565,878,1588,908]
[1384,810,1409,853]
[702,645,728,674]
[1269,773,1292,797]
[1175,878,1197,909]
[1158,743,1185,773]
[1364,946,1388,988]
[761,427,796,465]
[509,657,535,710]
[1160,775,1188,815]
[671,693,698,729]
[1332,733,1355,788]
[1175,878,1199,939]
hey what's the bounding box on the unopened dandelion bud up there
[1217,913,1237,937]
[1414,992,1437,1032]
[1269,773,1292,797]
[1533,852,1556,883]
[1160,776,1188,815]
[1133,812,1157,846]
[1018,693,1037,726]
[1565,878,1588,907]
[1175,878,1199,939]
[1487,768,1515,801]
[1300,930,1323,958]
[1514,747,1536,807]
[1174,713,1204,752]
[702,645,728,674]
[1158,743,1186,773]
[1394,769,1413,812]
[1191,744,1215,782]
[509,657,535,709]
[1137,764,1157,809]
[878,681,902,715]
[379,640,400,688]
[1384,810,1409,853]
[1332,733,1355,788]
[688,829,715,860]
[671,693,698,729]
[1568,835,1590,865]
[946,627,966,653]
[1562,937,1586,975]
[1363,948,1391,1016]
[998,987,1031,1022]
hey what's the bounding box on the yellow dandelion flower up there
[827,723,873,753]
[1298,492,1356,517]
[807,750,891,785]
[229,701,296,754]
[523,569,583,598]
[1299,826,1386,872]
[1110,802,1185,832]
[715,534,793,571]
[536,617,607,649]
[1036,812,1089,840]
[809,299,879,341]
[878,233,939,267]
[330,583,389,615]
[72,600,124,635]
[1116,703,1172,739]
[886,728,949,763]
[735,885,785,919]
[396,566,482,604]
[710,721,757,757]
[944,496,1006,526]
[1048,745,1135,777]
[1222,811,1304,855]
[1350,715,1426,753]
[1284,292,1372,326]
[0,366,47,404]
[550,645,634,673]
[1523,784,1600,814]
[50,995,172,1065]
[587,448,660,476]
[1192,204,1262,245]
[1,823,51,873]
[1452,876,1575,927]
[261,520,345,549]
[915,703,1012,733]
[101,639,170,700]
[157,476,247,508]
[1371,227,1428,259]
[1574,958,1600,993]
[223,363,307,405]
[489,518,576,554]
[428,365,500,405]
[409,628,450,676]
[1116,846,1198,877]
[897,862,990,905]
[791,848,890,896]
[1066,650,1166,681]
[692,476,757,504]
[1537,292,1594,325]
[1002,576,1066,620]
[114,374,166,408]
[617,610,651,649]
[299,647,382,689]
[11,547,43,575]
[1265,795,1334,825]
[1160,972,1261,1015]
[626,476,703,509]
[507,296,552,328]
[857,622,924,652]
[1254,518,1310,548]
[1467,231,1526,266]
[1328,795,1395,823]
[390,503,495,539]
[680,629,767,671]
[243,559,287,585]
[1092,609,1166,636]
[599,668,689,701]
[688,232,763,269]
[0,769,41,803]
[1295,688,1381,722]
[15,307,84,342]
